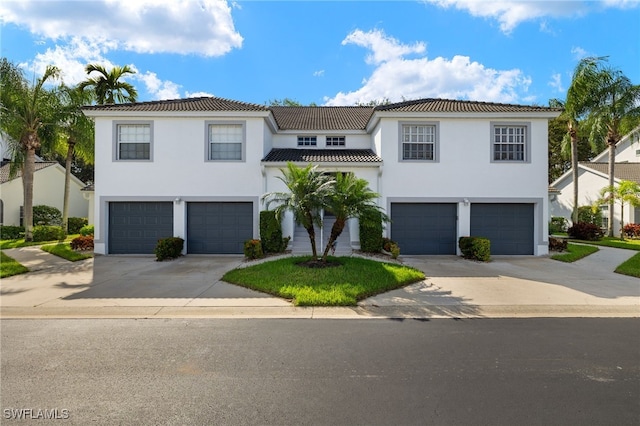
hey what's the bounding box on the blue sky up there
[1,0,638,106]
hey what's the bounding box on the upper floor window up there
[116,123,151,161]
[401,123,437,161]
[492,124,527,162]
[208,123,244,161]
[297,136,317,146]
[326,136,345,147]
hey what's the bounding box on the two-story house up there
[82,97,560,256]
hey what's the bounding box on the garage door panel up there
[109,202,173,254]
[470,203,533,255]
[187,202,253,254]
[391,203,457,255]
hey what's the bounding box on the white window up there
[297,136,317,146]
[208,123,243,161]
[116,123,151,160]
[493,125,526,161]
[401,124,436,161]
[600,205,609,230]
[326,136,345,147]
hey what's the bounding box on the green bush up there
[389,243,400,259]
[382,237,398,252]
[359,209,383,253]
[33,205,62,226]
[0,225,25,240]
[260,210,287,253]
[79,225,94,236]
[577,206,603,228]
[459,236,491,262]
[549,217,567,234]
[154,237,184,261]
[32,225,65,242]
[68,217,88,234]
[244,239,264,260]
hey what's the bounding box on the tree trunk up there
[608,141,616,237]
[62,139,76,234]
[22,147,36,241]
[570,124,579,224]
[321,217,346,262]
[304,211,319,259]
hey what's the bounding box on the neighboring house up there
[82,97,560,256]
[550,126,640,235]
[0,160,89,226]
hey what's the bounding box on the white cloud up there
[135,71,181,100]
[186,91,215,98]
[548,73,564,93]
[342,29,425,64]
[324,29,531,106]
[313,70,325,77]
[0,0,243,56]
[571,46,590,60]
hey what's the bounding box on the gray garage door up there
[391,203,457,255]
[470,203,534,255]
[109,202,173,254]
[187,202,253,254]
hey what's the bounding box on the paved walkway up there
[1,245,638,319]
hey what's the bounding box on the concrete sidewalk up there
[1,245,638,319]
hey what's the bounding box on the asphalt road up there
[1,318,639,425]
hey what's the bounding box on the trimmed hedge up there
[577,206,603,228]
[359,209,383,253]
[549,216,567,234]
[32,225,65,242]
[568,221,603,241]
[459,236,491,262]
[68,217,88,234]
[154,237,184,261]
[79,225,94,236]
[260,210,288,253]
[0,225,25,240]
[33,205,62,226]
[244,239,264,260]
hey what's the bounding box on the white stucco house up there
[82,97,560,256]
[550,126,640,235]
[0,160,89,226]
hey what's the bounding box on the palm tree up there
[594,180,640,239]
[579,58,640,236]
[0,62,61,240]
[55,84,95,233]
[319,172,386,262]
[262,163,334,260]
[78,63,138,105]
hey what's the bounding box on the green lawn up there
[222,256,425,306]
[615,252,640,278]
[0,234,79,250]
[551,243,599,263]
[0,251,29,278]
[570,237,640,251]
[41,242,93,261]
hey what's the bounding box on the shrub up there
[549,217,567,234]
[549,237,568,252]
[623,223,640,239]
[567,221,603,241]
[459,236,491,262]
[389,243,400,259]
[68,217,88,234]
[79,225,94,236]
[33,205,63,226]
[244,239,264,260]
[154,237,184,261]
[359,209,383,253]
[382,237,398,253]
[70,235,94,251]
[0,225,25,240]
[32,225,65,242]
[260,211,287,253]
[577,206,603,228]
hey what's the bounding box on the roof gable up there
[1,161,58,184]
[580,162,640,184]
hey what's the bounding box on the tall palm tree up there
[0,62,61,240]
[262,162,334,260]
[78,63,138,105]
[55,84,95,233]
[579,58,640,236]
[319,172,386,262]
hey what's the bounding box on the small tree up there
[594,180,640,239]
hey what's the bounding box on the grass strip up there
[1,235,80,249]
[41,242,93,261]
[615,252,640,278]
[223,256,425,306]
[551,243,599,263]
[0,251,29,278]
[569,237,640,251]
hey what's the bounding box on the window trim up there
[113,121,153,162]
[326,136,346,147]
[398,121,439,162]
[205,121,246,162]
[490,121,531,163]
[297,136,317,147]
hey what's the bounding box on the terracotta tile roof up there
[269,106,374,130]
[0,161,58,184]
[580,162,640,184]
[375,98,562,113]
[262,149,382,163]
[82,96,269,112]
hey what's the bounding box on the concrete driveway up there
[1,245,638,319]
